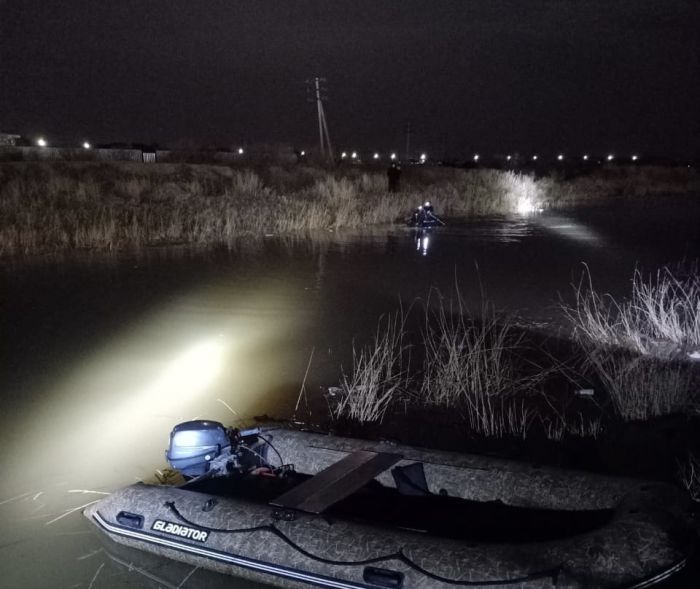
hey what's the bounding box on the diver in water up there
[410,205,425,226]
[408,201,445,227]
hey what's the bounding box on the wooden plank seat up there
[271,450,403,514]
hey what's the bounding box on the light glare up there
[82,142,91,149]
[37,138,47,147]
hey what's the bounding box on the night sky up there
[1,1,699,157]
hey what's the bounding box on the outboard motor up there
[166,420,267,478]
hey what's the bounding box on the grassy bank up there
[0,161,697,256]
[328,264,700,439]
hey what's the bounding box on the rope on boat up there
[165,501,562,586]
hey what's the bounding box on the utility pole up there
[306,77,333,162]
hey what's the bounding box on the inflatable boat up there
[85,423,693,588]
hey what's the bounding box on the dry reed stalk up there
[333,311,411,424]
[418,292,547,437]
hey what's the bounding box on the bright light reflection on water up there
[1,276,312,586]
[4,282,307,490]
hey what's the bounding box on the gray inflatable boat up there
[85,422,693,588]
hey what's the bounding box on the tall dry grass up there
[566,264,700,359]
[418,293,548,437]
[586,351,695,421]
[332,312,411,424]
[564,264,700,420]
[1,161,696,256]
[333,292,556,437]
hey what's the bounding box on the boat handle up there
[116,511,144,529]
[363,566,404,589]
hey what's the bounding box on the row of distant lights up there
[340,151,640,162]
[34,137,246,155]
[34,138,639,163]
[340,151,403,161]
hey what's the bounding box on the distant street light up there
[37,137,47,147]
[607,154,614,161]
[583,154,589,161]
[237,147,244,155]
[351,151,357,159]
[341,152,347,159]
[506,155,512,161]
[300,150,305,156]
[373,153,379,160]
[82,142,91,149]
[420,153,427,162]
[532,155,538,161]
[557,154,564,161]
[473,154,480,162]
[390,153,397,160]
[631,155,638,161]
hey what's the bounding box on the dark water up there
[1,197,698,587]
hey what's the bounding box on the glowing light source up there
[557,154,564,161]
[506,155,512,161]
[583,154,589,161]
[373,152,379,159]
[532,155,538,161]
[390,153,397,160]
[82,142,91,149]
[631,155,638,161]
[351,151,357,159]
[141,339,226,402]
[37,137,47,147]
[419,153,427,162]
[237,147,244,155]
[473,154,480,162]
[300,150,305,156]
[516,198,538,214]
[607,154,614,161]
[341,152,347,159]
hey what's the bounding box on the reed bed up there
[566,265,700,359]
[564,264,700,420]
[333,293,558,437]
[418,295,545,437]
[1,161,696,256]
[587,351,695,421]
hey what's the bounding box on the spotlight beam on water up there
[2,282,307,490]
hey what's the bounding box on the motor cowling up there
[165,420,229,476]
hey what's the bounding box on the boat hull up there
[85,429,692,588]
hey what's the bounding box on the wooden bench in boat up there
[271,450,402,514]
